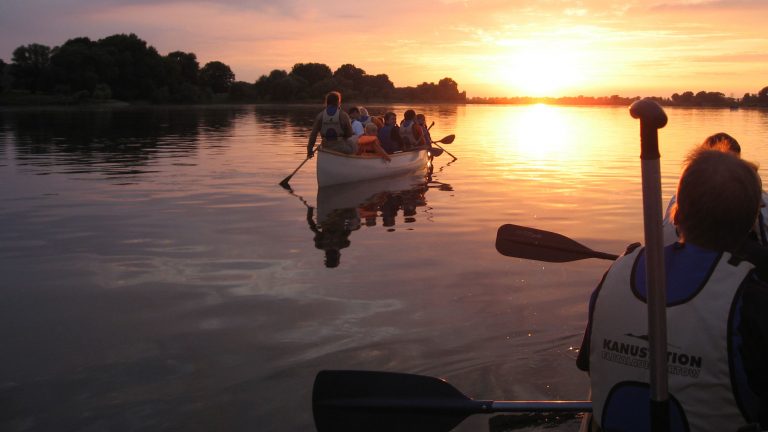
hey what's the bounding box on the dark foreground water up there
[2,104,768,431]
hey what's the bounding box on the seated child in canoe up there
[356,123,391,162]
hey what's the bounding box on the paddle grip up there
[630,99,668,160]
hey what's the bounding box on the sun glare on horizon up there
[484,37,599,97]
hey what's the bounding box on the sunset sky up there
[1,0,766,98]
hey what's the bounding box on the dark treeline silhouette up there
[469,88,768,108]
[2,32,765,107]
[0,33,466,105]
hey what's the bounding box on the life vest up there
[356,135,378,155]
[399,120,418,147]
[321,107,342,141]
[590,246,755,432]
[378,124,397,153]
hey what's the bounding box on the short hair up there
[364,122,378,134]
[672,148,762,251]
[404,109,416,121]
[384,112,396,123]
[348,106,360,115]
[416,113,426,122]
[325,91,341,106]
[702,132,740,154]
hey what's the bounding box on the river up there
[1,104,767,431]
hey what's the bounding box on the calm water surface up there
[2,104,768,431]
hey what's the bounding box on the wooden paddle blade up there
[496,224,618,262]
[313,370,481,432]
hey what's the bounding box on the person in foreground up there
[307,91,354,158]
[577,148,768,431]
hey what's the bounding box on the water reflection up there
[0,107,245,175]
[306,173,432,268]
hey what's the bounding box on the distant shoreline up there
[1,90,765,109]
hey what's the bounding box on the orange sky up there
[1,0,767,98]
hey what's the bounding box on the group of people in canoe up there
[576,132,768,431]
[306,91,434,161]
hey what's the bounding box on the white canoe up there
[316,147,429,187]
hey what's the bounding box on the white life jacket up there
[321,108,342,141]
[399,120,418,147]
[590,246,754,431]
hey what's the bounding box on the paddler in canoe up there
[306,91,355,159]
[662,132,768,246]
[577,147,768,431]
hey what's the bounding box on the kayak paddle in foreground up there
[313,370,591,432]
[495,223,621,262]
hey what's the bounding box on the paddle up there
[630,98,669,432]
[432,136,457,159]
[279,155,311,190]
[495,224,620,262]
[313,370,591,432]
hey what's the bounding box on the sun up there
[489,40,593,97]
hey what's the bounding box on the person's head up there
[702,132,741,155]
[384,112,396,125]
[348,106,360,119]
[416,113,426,126]
[403,109,416,121]
[672,148,762,251]
[364,122,378,135]
[372,116,385,130]
[325,91,341,107]
[358,107,369,118]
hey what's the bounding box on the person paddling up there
[307,91,355,158]
[577,148,768,431]
[398,109,425,150]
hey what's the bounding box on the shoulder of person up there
[623,242,642,256]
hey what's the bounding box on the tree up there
[165,51,199,85]
[95,33,164,100]
[49,37,101,94]
[0,59,7,92]
[333,64,365,89]
[758,86,768,104]
[290,62,332,87]
[11,43,52,93]
[199,61,235,93]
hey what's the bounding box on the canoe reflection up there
[307,173,430,268]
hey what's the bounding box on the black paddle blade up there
[496,224,618,262]
[313,370,483,432]
[439,134,456,144]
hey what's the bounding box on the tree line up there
[0,33,466,104]
[1,32,764,107]
[469,89,768,108]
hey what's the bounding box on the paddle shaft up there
[279,155,311,187]
[631,99,670,431]
[320,398,591,413]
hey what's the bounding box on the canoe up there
[316,147,429,187]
